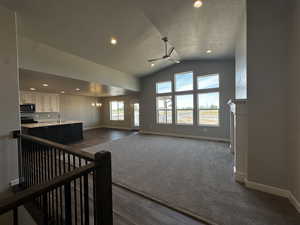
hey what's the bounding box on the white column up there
[228,99,248,183]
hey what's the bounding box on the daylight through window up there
[110,101,124,121]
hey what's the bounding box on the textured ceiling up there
[19,69,136,97]
[1,0,244,77]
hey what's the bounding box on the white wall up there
[235,6,247,100]
[288,0,300,206]
[18,37,139,92]
[247,0,289,189]
[60,94,102,129]
[0,5,20,192]
[99,95,140,129]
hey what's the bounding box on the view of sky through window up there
[175,72,193,92]
[156,81,172,93]
[197,74,219,90]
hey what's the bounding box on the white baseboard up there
[83,125,103,131]
[139,130,230,143]
[101,125,134,131]
[234,171,246,183]
[289,192,300,213]
[245,179,290,198]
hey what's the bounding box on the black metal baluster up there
[93,171,96,225]
[73,156,78,225]
[79,159,83,225]
[13,207,18,225]
[68,153,71,172]
[83,174,89,225]
[65,182,72,225]
[55,149,59,224]
[43,193,48,225]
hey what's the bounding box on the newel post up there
[94,151,113,225]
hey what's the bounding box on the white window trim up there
[174,71,194,93]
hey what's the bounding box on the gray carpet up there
[83,134,300,225]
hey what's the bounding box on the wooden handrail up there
[0,163,94,215]
[15,132,94,161]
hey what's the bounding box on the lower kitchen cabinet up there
[22,123,83,144]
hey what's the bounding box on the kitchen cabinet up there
[22,122,83,144]
[20,91,60,112]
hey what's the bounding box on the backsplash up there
[21,112,60,122]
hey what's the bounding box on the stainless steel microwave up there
[20,104,36,113]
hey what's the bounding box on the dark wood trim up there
[0,163,94,215]
[18,133,94,161]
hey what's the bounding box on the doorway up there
[133,103,140,128]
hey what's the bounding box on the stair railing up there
[0,131,113,225]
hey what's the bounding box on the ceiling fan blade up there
[148,57,164,62]
[168,58,180,64]
[168,47,175,57]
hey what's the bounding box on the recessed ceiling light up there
[151,63,155,67]
[61,91,65,94]
[110,37,117,45]
[30,88,36,91]
[76,88,80,91]
[194,0,203,8]
[206,49,212,54]
[42,84,49,87]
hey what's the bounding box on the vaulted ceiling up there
[0,0,244,77]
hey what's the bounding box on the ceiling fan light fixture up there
[194,0,203,8]
[151,63,155,67]
[206,49,212,54]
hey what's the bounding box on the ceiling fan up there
[148,37,180,64]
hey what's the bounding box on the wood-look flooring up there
[70,128,207,225]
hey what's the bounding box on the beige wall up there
[235,3,247,100]
[60,94,101,129]
[0,5,20,192]
[99,95,139,129]
[247,0,289,189]
[288,0,300,205]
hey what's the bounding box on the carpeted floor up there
[83,134,300,225]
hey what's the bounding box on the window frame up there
[175,94,194,126]
[156,96,173,125]
[156,81,172,94]
[174,71,194,93]
[196,74,221,127]
[109,101,125,121]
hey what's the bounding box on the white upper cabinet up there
[20,92,60,112]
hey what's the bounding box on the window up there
[197,74,219,90]
[198,92,219,126]
[110,101,124,121]
[175,72,193,92]
[175,95,194,125]
[156,96,172,124]
[156,81,172,94]
[133,103,140,127]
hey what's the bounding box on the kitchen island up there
[22,121,83,144]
